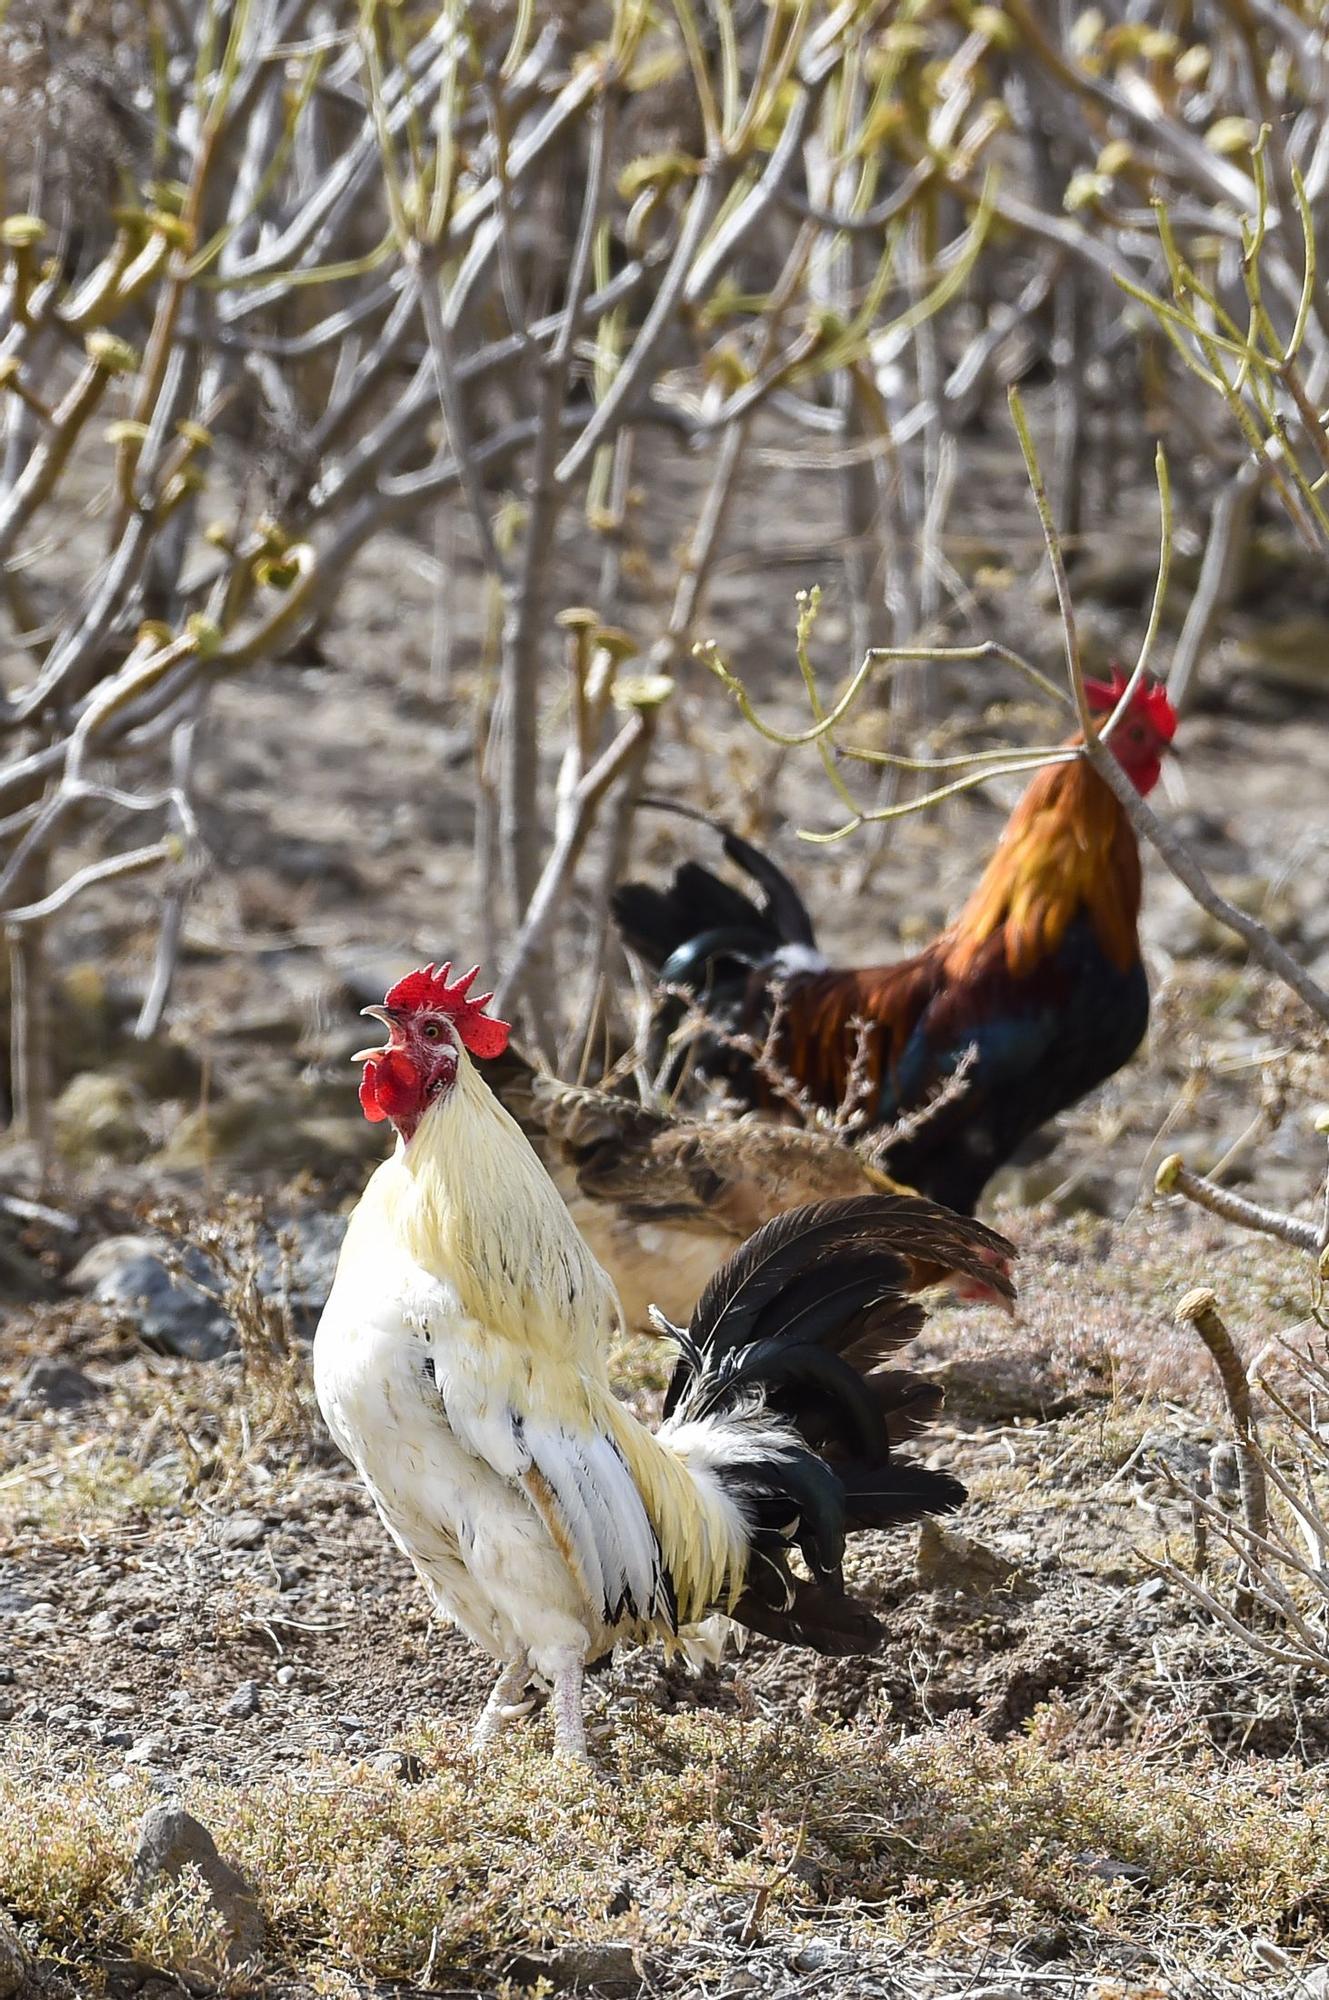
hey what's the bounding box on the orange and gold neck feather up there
[941,751,1143,981]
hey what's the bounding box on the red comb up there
[1083,666,1177,743]
[383,962,511,1061]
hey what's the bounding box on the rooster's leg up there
[472,1657,534,1750]
[548,1651,587,1763]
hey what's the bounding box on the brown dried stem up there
[1156,1154,1325,1259]
[1174,1286,1268,1611]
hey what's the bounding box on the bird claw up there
[472,1662,539,1750]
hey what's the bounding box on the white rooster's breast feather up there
[437,1366,673,1634]
[316,1218,675,1653]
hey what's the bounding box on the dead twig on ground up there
[1174,1288,1268,1596]
[1156,1153,1326,1260]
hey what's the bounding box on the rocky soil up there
[2,403,1329,1997]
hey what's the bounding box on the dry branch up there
[8,0,1329,1144]
[1174,1287,1268,1561]
[1156,1154,1325,1259]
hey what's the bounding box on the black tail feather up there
[613,803,818,978]
[612,864,771,974]
[664,1194,1012,1658]
[682,1196,936,1378]
[838,1460,966,1530]
[709,1339,890,1459]
[732,1576,884,1657]
[711,823,817,949]
[861,1368,945,1446]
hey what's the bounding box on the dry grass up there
[150,1195,326,1473]
[5,1705,1329,1993]
[1,1198,332,1536]
[6,1201,1329,1994]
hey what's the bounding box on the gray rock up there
[0,1912,32,1999]
[791,1939,841,1971]
[68,1234,156,1290]
[218,1515,267,1551]
[69,1211,347,1359]
[225,1681,262,1720]
[124,1733,173,1766]
[1073,1850,1151,1889]
[510,1941,646,1992]
[73,1236,231,1361]
[133,1803,265,1976]
[12,1357,100,1409]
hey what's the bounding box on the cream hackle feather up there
[340,1047,758,1627]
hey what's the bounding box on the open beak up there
[351,1003,399,1065]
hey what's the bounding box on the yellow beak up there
[351,1003,398,1064]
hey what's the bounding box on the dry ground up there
[3,407,1329,1996]
[4,1203,1329,1997]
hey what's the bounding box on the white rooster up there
[314,962,1009,1759]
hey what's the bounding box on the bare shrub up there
[7,3,1329,1163]
[149,1195,319,1467]
[0,0,1000,1154]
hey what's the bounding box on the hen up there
[487,1050,1014,1327]
[314,962,1009,1759]
[613,672,1177,1214]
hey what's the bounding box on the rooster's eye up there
[422,1022,440,1040]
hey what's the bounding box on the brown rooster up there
[613,672,1178,1215]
